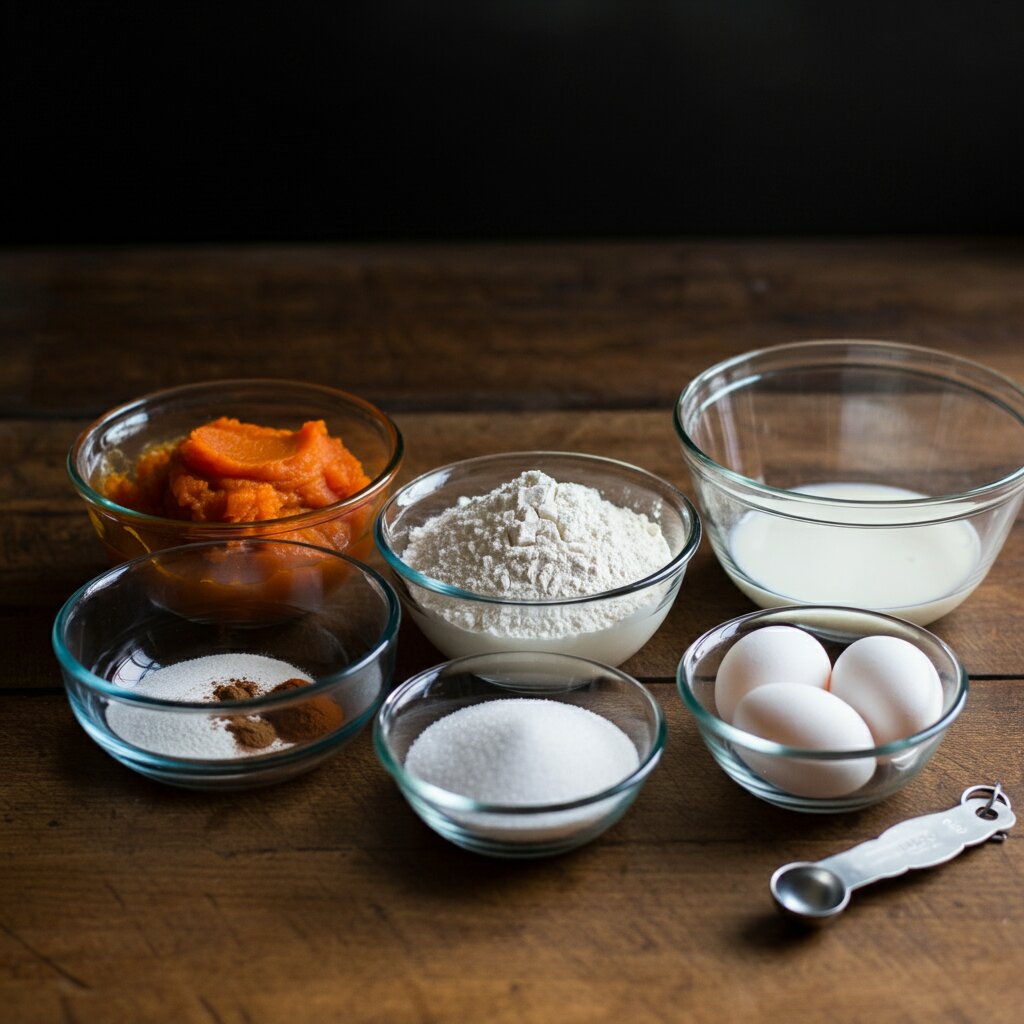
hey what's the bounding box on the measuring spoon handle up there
[818,798,1015,893]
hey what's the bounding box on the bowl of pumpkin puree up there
[69,380,404,566]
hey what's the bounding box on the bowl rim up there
[67,378,405,531]
[51,538,402,710]
[375,450,702,606]
[676,604,970,759]
[373,650,668,814]
[673,339,1024,508]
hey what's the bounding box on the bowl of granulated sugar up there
[374,651,666,857]
[53,539,400,789]
[375,452,701,666]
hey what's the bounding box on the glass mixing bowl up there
[677,606,968,813]
[375,451,701,666]
[375,651,666,857]
[53,539,400,789]
[69,379,404,563]
[674,340,1024,625]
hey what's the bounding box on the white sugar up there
[105,652,312,760]
[404,698,640,805]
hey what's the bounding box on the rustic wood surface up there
[2,240,1023,1023]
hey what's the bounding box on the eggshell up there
[714,625,831,724]
[733,682,876,798]
[830,635,944,745]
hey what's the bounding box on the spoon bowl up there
[770,862,850,921]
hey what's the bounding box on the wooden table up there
[3,240,1023,1023]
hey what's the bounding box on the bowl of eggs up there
[676,606,968,812]
[674,340,1024,625]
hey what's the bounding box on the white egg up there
[830,635,944,745]
[733,683,876,798]
[714,625,831,724]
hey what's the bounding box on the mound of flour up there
[403,470,671,638]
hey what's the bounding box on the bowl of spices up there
[69,379,404,563]
[375,452,701,667]
[375,651,667,857]
[674,340,1024,625]
[52,539,400,789]
[676,606,968,813]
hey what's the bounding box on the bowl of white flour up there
[374,452,701,666]
[53,539,401,789]
[374,651,667,857]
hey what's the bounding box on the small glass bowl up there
[375,451,701,667]
[52,539,400,789]
[374,652,666,857]
[69,379,404,563]
[677,606,968,813]
[674,340,1024,625]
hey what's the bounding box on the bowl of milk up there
[674,340,1024,625]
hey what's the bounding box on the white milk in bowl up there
[727,483,982,625]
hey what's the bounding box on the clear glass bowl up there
[674,340,1024,624]
[677,606,968,813]
[374,652,666,857]
[69,379,404,563]
[52,539,400,789]
[375,451,701,666]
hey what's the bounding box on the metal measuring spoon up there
[770,784,1015,923]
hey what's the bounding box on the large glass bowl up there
[677,606,968,813]
[69,379,403,563]
[52,539,400,789]
[674,340,1024,625]
[375,651,667,857]
[375,451,701,667]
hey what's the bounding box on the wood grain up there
[4,241,1024,1024]
[2,239,1023,418]
[1,685,1021,1024]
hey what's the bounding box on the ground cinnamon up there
[210,675,343,751]
[213,677,275,751]
[213,679,261,701]
[264,678,345,742]
[225,717,277,750]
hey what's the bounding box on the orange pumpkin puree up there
[103,417,370,523]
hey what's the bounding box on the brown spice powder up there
[265,678,345,742]
[213,677,273,752]
[210,675,343,751]
[225,717,277,750]
[213,678,261,701]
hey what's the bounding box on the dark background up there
[6,1,1023,244]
